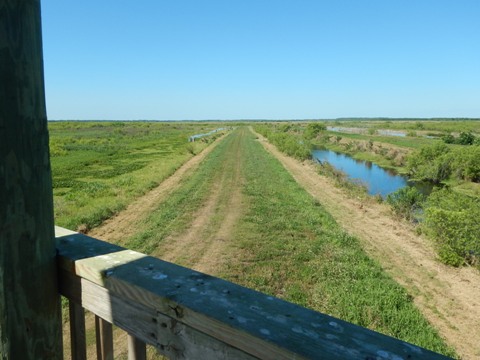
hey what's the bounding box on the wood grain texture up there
[56,228,452,359]
[69,301,87,360]
[0,1,62,358]
[59,270,255,359]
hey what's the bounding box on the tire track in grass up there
[154,128,246,275]
[254,128,480,360]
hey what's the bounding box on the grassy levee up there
[121,126,454,356]
[49,121,223,231]
[124,129,242,256]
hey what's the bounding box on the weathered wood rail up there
[56,227,452,360]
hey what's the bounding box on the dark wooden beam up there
[0,0,63,358]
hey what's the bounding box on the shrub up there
[267,132,311,161]
[424,189,480,267]
[386,187,426,221]
[449,145,480,182]
[442,134,455,144]
[458,131,475,145]
[304,122,326,140]
[415,122,425,130]
[406,143,452,183]
[442,131,477,145]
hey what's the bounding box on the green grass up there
[325,131,441,149]
[123,126,455,357]
[225,129,454,356]
[124,132,235,254]
[49,121,226,230]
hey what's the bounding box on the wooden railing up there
[55,227,451,360]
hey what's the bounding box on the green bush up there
[442,134,455,144]
[406,143,452,183]
[424,189,480,267]
[304,122,326,140]
[386,186,425,221]
[255,125,312,160]
[442,131,477,145]
[458,131,475,145]
[450,145,480,182]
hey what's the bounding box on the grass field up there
[49,121,226,231]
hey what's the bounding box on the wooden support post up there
[95,316,114,360]
[127,335,146,360]
[0,0,63,359]
[69,301,87,360]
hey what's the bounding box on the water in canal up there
[312,149,410,197]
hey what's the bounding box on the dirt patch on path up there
[255,130,480,359]
[89,138,223,245]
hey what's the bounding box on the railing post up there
[128,335,146,360]
[69,301,87,360]
[95,316,114,360]
[0,0,63,358]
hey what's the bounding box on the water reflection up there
[312,149,409,198]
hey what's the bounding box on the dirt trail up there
[155,129,245,275]
[255,130,480,360]
[74,133,245,360]
[89,137,222,245]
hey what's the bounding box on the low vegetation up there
[254,123,312,160]
[254,120,480,270]
[386,187,426,222]
[406,142,480,183]
[424,189,480,267]
[49,121,225,231]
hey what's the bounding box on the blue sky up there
[41,1,480,120]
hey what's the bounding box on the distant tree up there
[304,122,326,139]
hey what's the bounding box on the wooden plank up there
[95,316,114,360]
[59,269,255,359]
[56,229,452,360]
[0,2,62,358]
[69,300,87,360]
[127,335,146,360]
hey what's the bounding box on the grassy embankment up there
[255,121,480,269]
[49,121,225,231]
[121,127,454,356]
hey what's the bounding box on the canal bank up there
[255,130,480,359]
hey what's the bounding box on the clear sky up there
[41,1,480,120]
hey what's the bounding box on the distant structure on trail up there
[188,127,228,142]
